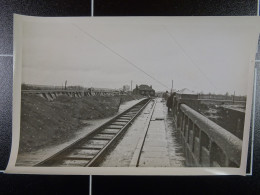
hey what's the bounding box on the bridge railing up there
[173,103,242,167]
[198,94,233,100]
[175,93,247,102]
[198,94,246,101]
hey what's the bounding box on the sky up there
[21,17,260,95]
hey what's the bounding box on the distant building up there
[133,84,155,96]
[123,85,130,92]
[177,88,196,95]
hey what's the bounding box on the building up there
[123,85,130,92]
[133,84,155,96]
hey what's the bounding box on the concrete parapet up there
[174,104,242,167]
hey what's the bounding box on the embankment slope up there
[19,94,141,153]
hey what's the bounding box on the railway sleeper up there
[68,148,99,155]
[63,156,94,161]
[119,117,132,120]
[127,111,138,114]
[86,140,109,145]
[58,159,90,167]
[73,146,103,150]
[102,129,120,134]
[94,134,114,139]
[79,143,106,149]
[107,125,123,129]
[92,136,113,140]
[122,113,135,116]
[116,119,129,122]
[111,122,127,126]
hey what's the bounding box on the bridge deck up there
[100,98,185,167]
[138,99,171,167]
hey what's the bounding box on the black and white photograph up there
[6,15,260,175]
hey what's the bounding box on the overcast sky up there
[21,17,260,95]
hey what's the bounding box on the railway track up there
[35,98,151,167]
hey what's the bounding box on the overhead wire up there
[162,25,218,91]
[72,23,170,90]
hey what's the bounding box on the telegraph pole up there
[65,80,67,90]
[233,91,235,104]
[131,80,133,91]
[171,80,173,93]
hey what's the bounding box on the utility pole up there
[233,91,235,104]
[171,80,173,93]
[65,80,67,90]
[131,80,133,91]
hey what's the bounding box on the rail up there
[175,103,242,167]
[35,98,151,167]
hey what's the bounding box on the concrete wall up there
[173,103,242,167]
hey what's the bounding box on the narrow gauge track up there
[35,98,151,167]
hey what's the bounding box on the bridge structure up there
[22,85,247,168]
[168,35,258,167]
[171,93,245,167]
[23,88,246,167]
[22,88,124,101]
